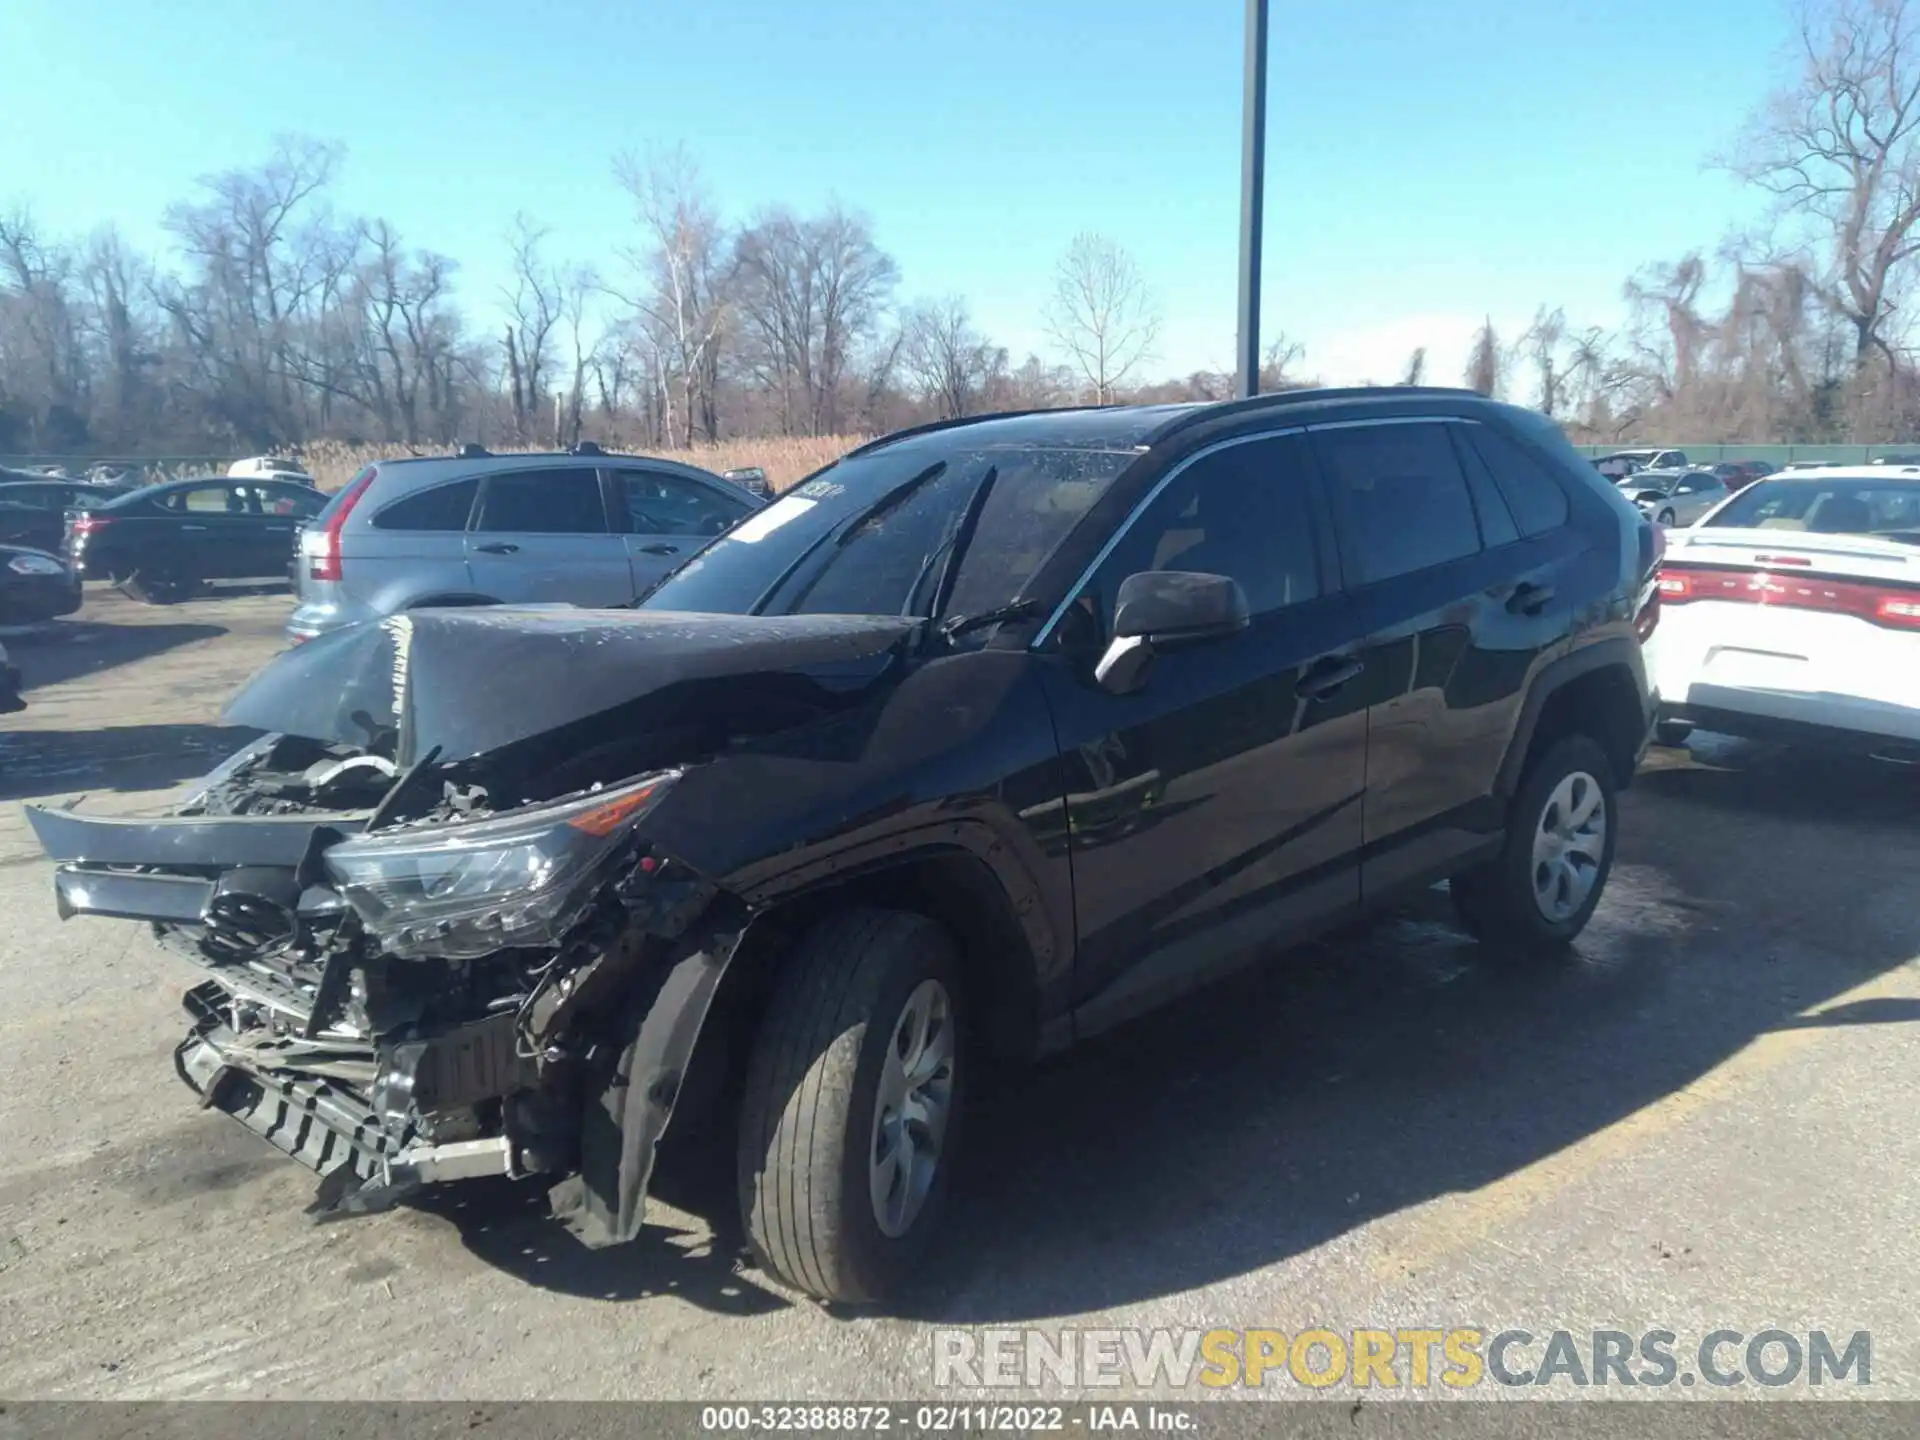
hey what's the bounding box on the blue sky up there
[0,0,1791,388]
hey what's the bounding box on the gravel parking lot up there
[2,586,1918,1403]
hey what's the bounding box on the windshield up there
[1625,474,1677,495]
[640,443,1139,620]
[1704,478,1920,542]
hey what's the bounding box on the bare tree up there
[1464,317,1502,396]
[734,203,898,434]
[1519,305,1570,415]
[901,295,1004,418]
[1044,233,1161,403]
[502,213,561,440]
[612,145,733,446]
[1727,0,1920,370]
[1400,346,1428,386]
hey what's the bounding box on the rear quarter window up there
[1463,424,1572,536]
[373,478,479,532]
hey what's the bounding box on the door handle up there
[639,543,680,556]
[475,542,520,555]
[1296,655,1364,700]
[1506,581,1555,616]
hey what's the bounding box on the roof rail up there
[841,405,1118,459]
[1145,385,1489,443]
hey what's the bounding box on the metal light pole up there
[1235,0,1270,399]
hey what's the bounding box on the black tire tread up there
[737,907,953,1303]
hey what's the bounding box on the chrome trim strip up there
[1304,414,1473,431]
[1030,427,1306,648]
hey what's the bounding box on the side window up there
[261,485,324,518]
[165,485,244,514]
[474,468,609,535]
[616,470,748,538]
[1086,433,1321,626]
[1312,422,1483,585]
[7,486,57,510]
[1461,424,1571,537]
[373,478,479,532]
[1447,430,1520,548]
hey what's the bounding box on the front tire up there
[1657,508,1676,526]
[737,908,964,1305]
[1450,734,1618,955]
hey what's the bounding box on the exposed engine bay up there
[26,607,915,1241]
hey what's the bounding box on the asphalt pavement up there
[1,586,1917,1408]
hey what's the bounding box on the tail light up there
[308,466,378,582]
[1658,563,1920,631]
[69,515,113,538]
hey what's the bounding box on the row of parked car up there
[0,447,775,629]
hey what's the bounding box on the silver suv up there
[288,444,764,641]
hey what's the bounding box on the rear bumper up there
[286,596,378,642]
[1659,691,1920,756]
[0,573,82,623]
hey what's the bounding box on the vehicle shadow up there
[0,723,259,801]
[412,1168,787,1314]
[3,617,225,692]
[449,744,1920,1320]
[901,745,1920,1321]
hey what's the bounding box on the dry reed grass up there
[300,435,869,494]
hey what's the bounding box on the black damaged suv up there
[29,389,1659,1305]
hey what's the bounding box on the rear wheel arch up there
[1498,640,1650,798]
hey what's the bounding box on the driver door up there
[1036,431,1369,1037]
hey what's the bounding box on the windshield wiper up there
[936,598,1041,643]
[835,462,947,546]
[901,465,1000,625]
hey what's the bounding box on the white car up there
[226,455,315,486]
[1647,465,1920,758]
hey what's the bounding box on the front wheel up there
[737,908,964,1305]
[1451,734,1618,956]
[1657,508,1677,527]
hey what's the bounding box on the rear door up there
[606,465,758,593]
[465,466,632,606]
[159,483,258,578]
[1309,417,1577,896]
[242,483,324,576]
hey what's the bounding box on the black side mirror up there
[1096,570,1250,694]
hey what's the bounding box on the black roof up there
[852,387,1509,461]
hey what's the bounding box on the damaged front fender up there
[560,902,752,1251]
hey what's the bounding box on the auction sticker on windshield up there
[729,494,817,543]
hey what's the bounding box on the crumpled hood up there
[223,607,917,766]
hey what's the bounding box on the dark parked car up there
[65,476,327,602]
[0,542,82,625]
[1710,461,1776,490]
[29,389,1658,1304]
[0,479,119,554]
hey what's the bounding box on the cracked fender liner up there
[562,922,748,1248]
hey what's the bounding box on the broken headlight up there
[323,769,681,960]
